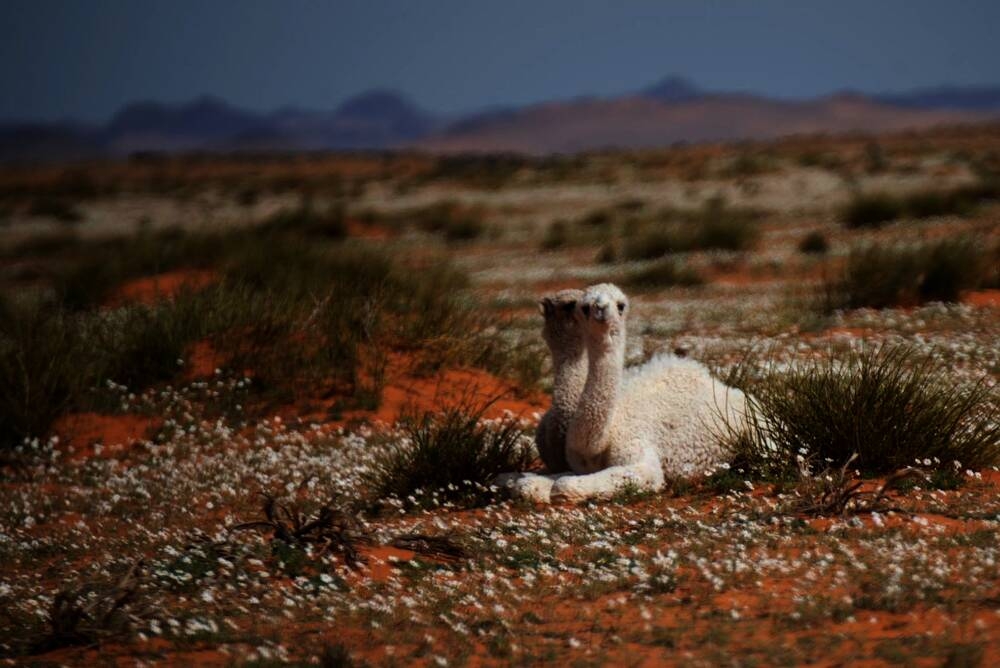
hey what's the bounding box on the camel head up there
[578,283,629,344]
[538,289,584,352]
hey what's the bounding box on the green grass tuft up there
[798,231,830,254]
[841,182,1000,228]
[28,197,84,224]
[408,202,487,241]
[367,401,534,510]
[258,202,348,240]
[540,220,569,250]
[841,193,904,228]
[827,237,989,310]
[0,299,90,449]
[0,225,540,451]
[622,197,760,260]
[726,344,1000,477]
[625,258,704,289]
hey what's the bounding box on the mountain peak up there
[336,89,423,118]
[107,95,262,139]
[6,78,1000,162]
[640,76,703,103]
[334,89,435,141]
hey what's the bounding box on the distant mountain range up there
[3,77,1000,161]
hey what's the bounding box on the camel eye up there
[617,302,626,314]
[562,300,576,314]
[581,304,591,318]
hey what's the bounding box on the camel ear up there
[539,298,554,316]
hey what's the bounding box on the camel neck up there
[550,344,586,416]
[568,332,625,458]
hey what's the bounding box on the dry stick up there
[867,467,928,508]
[301,289,335,330]
[390,534,468,562]
[792,459,927,517]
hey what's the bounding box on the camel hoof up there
[550,478,586,503]
[494,473,553,504]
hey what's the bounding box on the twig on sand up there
[789,453,927,517]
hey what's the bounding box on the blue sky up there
[2,0,998,122]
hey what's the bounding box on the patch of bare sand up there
[51,412,161,460]
[105,269,216,307]
[963,289,1000,308]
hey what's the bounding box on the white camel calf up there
[553,283,747,501]
[501,283,747,503]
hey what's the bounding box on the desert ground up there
[1,125,1000,666]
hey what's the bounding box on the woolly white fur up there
[621,352,747,477]
[498,282,747,504]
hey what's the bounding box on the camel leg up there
[549,453,664,503]
[494,471,572,503]
[534,413,570,473]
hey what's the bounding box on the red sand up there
[51,412,161,460]
[346,218,392,239]
[963,289,1000,308]
[315,352,546,427]
[106,269,216,307]
[184,339,227,380]
[48,350,544,462]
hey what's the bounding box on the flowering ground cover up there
[2,385,998,665]
[1,125,999,665]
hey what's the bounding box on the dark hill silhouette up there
[875,85,1000,111]
[417,91,994,154]
[640,76,704,103]
[2,78,1000,161]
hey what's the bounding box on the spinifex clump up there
[727,344,1000,477]
[367,399,534,510]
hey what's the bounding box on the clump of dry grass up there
[389,534,468,563]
